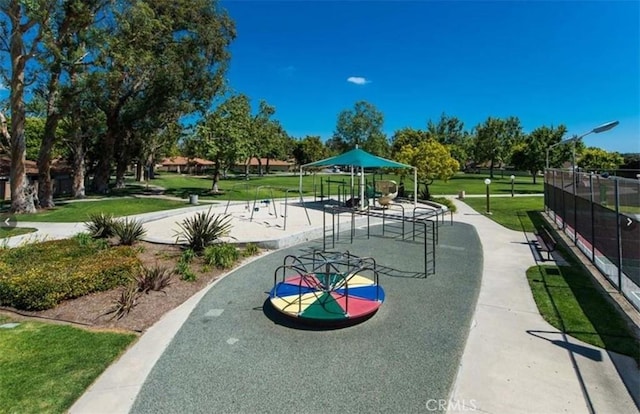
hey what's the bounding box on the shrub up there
[0,239,140,311]
[105,283,139,320]
[113,218,147,245]
[204,243,239,269]
[134,266,173,294]
[180,248,195,264]
[430,197,457,213]
[73,232,109,249]
[174,209,233,253]
[176,260,196,281]
[85,213,116,238]
[243,243,260,257]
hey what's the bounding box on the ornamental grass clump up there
[174,209,233,253]
[105,283,139,320]
[134,265,173,294]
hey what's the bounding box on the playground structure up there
[223,183,311,231]
[269,250,385,325]
[320,202,453,277]
[312,174,400,208]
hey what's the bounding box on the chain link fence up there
[545,169,640,311]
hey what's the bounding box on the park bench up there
[535,226,557,261]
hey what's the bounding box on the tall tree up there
[426,113,465,145]
[395,140,459,199]
[247,99,277,176]
[89,0,235,193]
[324,135,348,156]
[578,147,624,172]
[293,135,327,166]
[35,0,103,207]
[192,94,251,193]
[334,100,388,156]
[0,0,52,213]
[426,113,471,167]
[511,125,566,183]
[474,116,522,178]
[390,127,427,158]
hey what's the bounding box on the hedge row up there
[0,239,140,311]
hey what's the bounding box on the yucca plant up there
[203,243,239,269]
[174,209,233,253]
[113,218,147,246]
[134,265,173,294]
[85,213,116,238]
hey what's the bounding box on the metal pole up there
[590,174,595,261]
[561,172,566,229]
[573,170,578,245]
[486,184,490,213]
[615,179,622,292]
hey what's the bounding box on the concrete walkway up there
[448,198,639,414]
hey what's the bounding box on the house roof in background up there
[161,156,215,166]
[0,156,70,177]
[242,158,293,167]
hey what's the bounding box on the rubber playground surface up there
[130,222,483,413]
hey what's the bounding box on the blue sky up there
[222,0,640,153]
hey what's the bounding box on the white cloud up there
[278,65,296,76]
[0,82,7,91]
[347,76,370,85]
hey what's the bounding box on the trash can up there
[189,194,199,205]
[458,190,465,200]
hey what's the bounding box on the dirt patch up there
[2,242,262,333]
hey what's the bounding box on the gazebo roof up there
[302,148,412,169]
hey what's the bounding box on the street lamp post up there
[510,175,515,197]
[545,120,619,170]
[484,178,491,214]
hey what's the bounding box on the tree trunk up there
[71,140,86,199]
[93,112,118,193]
[37,151,54,208]
[266,158,270,174]
[148,154,156,180]
[115,157,127,189]
[7,3,36,213]
[489,157,495,179]
[211,159,221,193]
[135,161,144,182]
[37,71,62,209]
[532,171,537,185]
[422,183,431,200]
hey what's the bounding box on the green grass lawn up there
[0,316,136,413]
[461,196,545,232]
[138,171,544,201]
[527,265,639,363]
[0,227,36,239]
[16,198,188,223]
